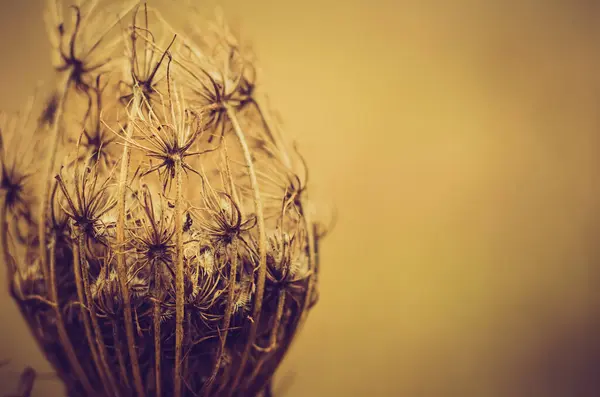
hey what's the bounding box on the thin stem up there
[38,72,71,293]
[203,238,238,397]
[251,96,291,168]
[253,95,317,325]
[225,104,267,395]
[250,211,318,396]
[183,311,191,387]
[72,230,109,396]
[112,321,130,389]
[77,232,121,397]
[0,198,15,292]
[264,380,274,397]
[48,237,95,395]
[2,201,70,390]
[153,269,162,397]
[221,138,240,205]
[115,92,146,397]
[255,94,317,344]
[245,289,286,389]
[299,207,317,326]
[268,291,286,351]
[174,155,185,397]
[213,353,234,397]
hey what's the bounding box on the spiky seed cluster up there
[0,1,326,397]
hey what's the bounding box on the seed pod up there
[1,2,326,397]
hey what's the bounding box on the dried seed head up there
[2,2,329,396]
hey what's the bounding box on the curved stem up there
[78,242,122,397]
[204,142,243,396]
[38,72,71,294]
[72,231,109,396]
[221,139,241,207]
[48,237,95,395]
[153,272,162,397]
[213,354,234,397]
[245,97,318,396]
[251,96,318,329]
[250,211,318,396]
[203,238,238,397]
[183,311,191,387]
[2,199,75,392]
[112,321,130,389]
[115,92,146,397]
[174,155,185,397]
[267,291,286,351]
[246,289,286,389]
[251,97,291,168]
[0,198,15,292]
[225,104,267,396]
[254,95,318,322]
[299,206,317,326]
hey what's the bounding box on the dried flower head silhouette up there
[0,1,326,396]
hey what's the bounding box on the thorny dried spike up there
[120,4,176,104]
[52,4,103,92]
[144,31,255,145]
[48,0,137,92]
[67,75,119,173]
[124,80,217,192]
[253,142,309,222]
[54,160,116,244]
[0,136,31,220]
[192,175,256,252]
[0,111,37,223]
[180,59,253,144]
[129,184,177,284]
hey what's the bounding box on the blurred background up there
[1,0,599,396]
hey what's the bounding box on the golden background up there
[0,0,598,396]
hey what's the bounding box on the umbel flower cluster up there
[0,1,326,396]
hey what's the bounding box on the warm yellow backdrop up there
[0,1,598,396]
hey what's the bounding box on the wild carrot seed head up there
[1,2,330,396]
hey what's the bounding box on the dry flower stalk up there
[0,1,326,396]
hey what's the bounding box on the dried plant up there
[1,1,329,397]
